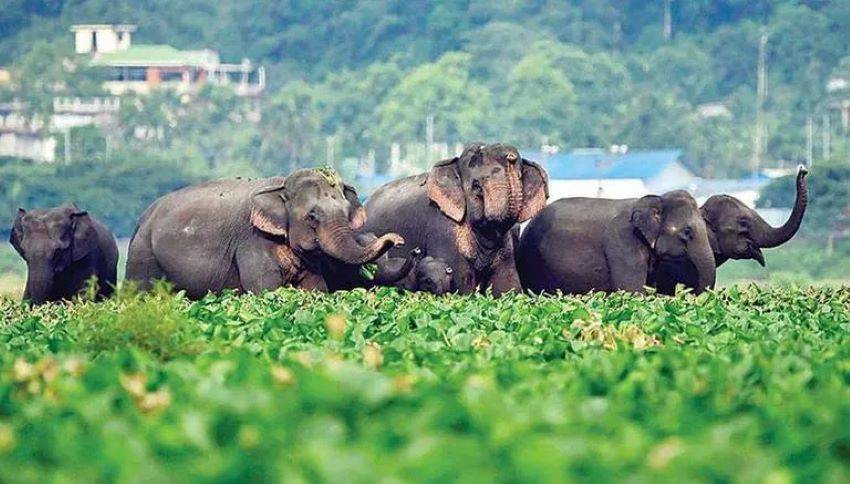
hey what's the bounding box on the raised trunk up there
[752,167,808,248]
[318,217,400,265]
[24,262,54,305]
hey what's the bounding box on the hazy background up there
[2,0,850,295]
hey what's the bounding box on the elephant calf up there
[517,190,715,295]
[400,255,454,295]
[126,168,404,298]
[10,203,118,304]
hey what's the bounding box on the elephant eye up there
[737,219,750,234]
[471,180,483,196]
[680,226,694,240]
[305,210,320,226]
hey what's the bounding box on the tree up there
[376,52,492,144]
[503,52,576,149]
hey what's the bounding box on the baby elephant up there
[9,203,118,304]
[400,255,454,295]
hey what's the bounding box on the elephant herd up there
[9,142,808,305]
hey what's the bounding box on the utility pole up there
[325,135,335,167]
[64,129,71,164]
[806,114,814,167]
[823,112,831,161]
[752,31,768,176]
[663,0,673,41]
[425,113,434,161]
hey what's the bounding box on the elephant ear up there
[630,195,663,248]
[426,157,465,223]
[9,208,25,256]
[518,158,549,222]
[250,184,289,237]
[343,184,366,230]
[70,208,96,261]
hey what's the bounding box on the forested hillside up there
[1,1,849,237]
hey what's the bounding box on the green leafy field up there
[1,285,850,481]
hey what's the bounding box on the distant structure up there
[0,101,56,162]
[72,24,265,96]
[524,147,695,200]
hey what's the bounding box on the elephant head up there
[630,191,716,293]
[10,203,97,304]
[249,168,402,265]
[426,143,549,232]
[414,256,454,295]
[701,166,808,267]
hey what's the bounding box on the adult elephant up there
[10,203,118,304]
[126,168,403,298]
[651,166,808,293]
[517,190,715,295]
[363,143,549,295]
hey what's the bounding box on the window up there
[160,70,184,82]
[127,67,146,81]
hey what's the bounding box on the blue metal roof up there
[523,149,684,181]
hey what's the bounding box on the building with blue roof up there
[523,148,697,201]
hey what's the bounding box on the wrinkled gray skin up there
[651,166,808,293]
[400,255,454,295]
[126,169,403,298]
[517,190,715,294]
[10,203,118,304]
[322,233,421,290]
[364,143,549,296]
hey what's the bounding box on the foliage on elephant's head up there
[313,166,344,192]
[426,142,548,228]
[250,170,399,265]
[701,166,808,267]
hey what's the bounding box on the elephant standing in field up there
[125,168,404,298]
[517,190,715,295]
[651,166,808,293]
[363,143,549,295]
[10,203,118,304]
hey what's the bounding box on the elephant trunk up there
[506,162,523,220]
[374,253,418,285]
[483,171,523,222]
[24,261,54,305]
[752,167,808,248]
[318,216,401,265]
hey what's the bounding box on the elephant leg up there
[299,271,328,292]
[488,253,522,296]
[604,245,651,293]
[125,232,165,292]
[235,243,286,294]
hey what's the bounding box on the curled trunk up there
[752,167,808,248]
[318,216,401,265]
[374,254,418,285]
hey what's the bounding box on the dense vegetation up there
[1,285,849,480]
